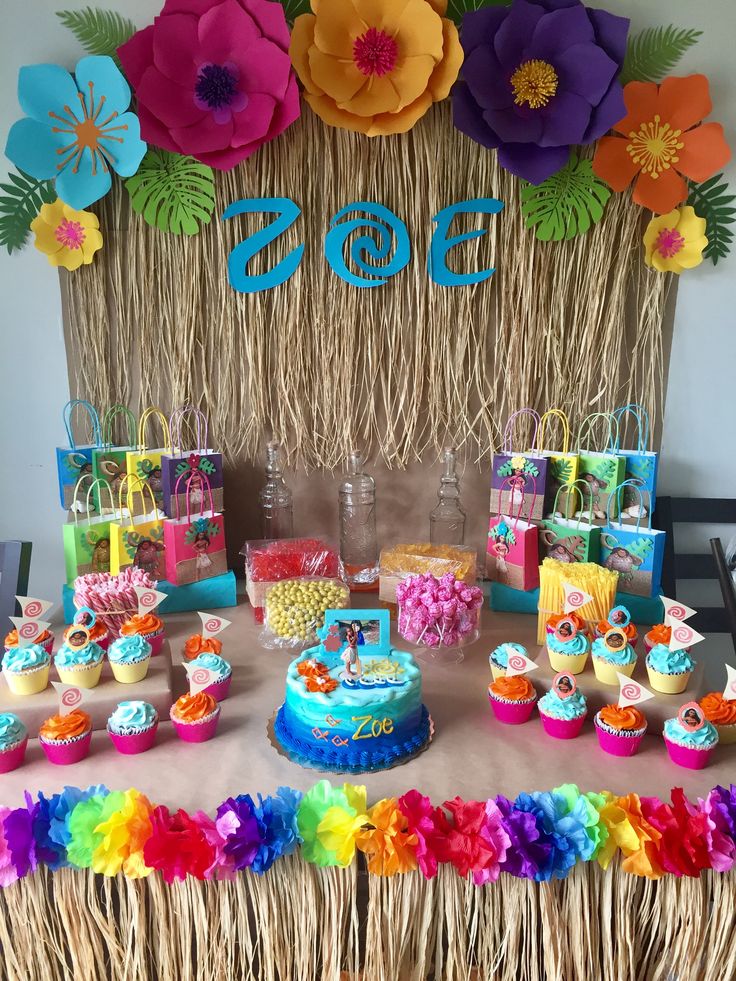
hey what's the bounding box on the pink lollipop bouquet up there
[74,568,157,638]
[397,572,484,664]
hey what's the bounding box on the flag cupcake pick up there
[133,586,167,614]
[198,612,232,640]
[9,617,51,648]
[505,649,539,677]
[722,664,736,701]
[562,582,593,614]
[15,596,53,619]
[661,596,697,624]
[616,673,655,709]
[51,681,90,714]
[668,621,705,652]
[183,662,218,695]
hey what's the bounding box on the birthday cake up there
[273,608,431,773]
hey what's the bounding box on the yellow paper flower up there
[30,199,102,271]
[643,206,707,274]
[316,783,368,866]
[290,0,462,136]
[91,789,154,878]
[510,455,527,470]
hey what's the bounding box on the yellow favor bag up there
[109,475,166,580]
[125,406,172,517]
[537,409,579,517]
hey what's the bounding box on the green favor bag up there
[541,482,601,565]
[62,477,117,585]
[91,404,137,511]
[575,412,626,521]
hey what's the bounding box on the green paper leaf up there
[520,154,611,242]
[278,0,312,26]
[125,149,216,236]
[56,8,136,67]
[687,173,736,266]
[0,168,56,255]
[620,25,702,85]
[447,0,512,26]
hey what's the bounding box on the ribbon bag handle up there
[605,478,652,534]
[576,411,619,453]
[137,406,172,455]
[63,400,102,449]
[613,403,650,453]
[538,409,571,454]
[172,470,214,521]
[117,473,158,526]
[101,404,136,448]
[169,406,209,455]
[502,408,541,454]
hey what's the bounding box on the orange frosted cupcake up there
[546,611,588,637]
[594,704,647,757]
[595,618,638,646]
[183,634,223,661]
[121,612,164,655]
[643,623,671,654]
[39,708,92,765]
[4,627,54,656]
[487,675,537,725]
[700,692,736,745]
[170,691,220,743]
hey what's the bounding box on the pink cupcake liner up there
[108,722,158,755]
[95,633,111,652]
[40,731,92,765]
[145,629,164,656]
[539,711,587,740]
[594,719,646,757]
[488,694,536,725]
[170,708,220,743]
[40,634,55,656]
[204,674,232,702]
[0,737,28,773]
[664,737,714,770]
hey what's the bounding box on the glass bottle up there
[259,441,294,539]
[429,447,466,546]
[338,450,378,590]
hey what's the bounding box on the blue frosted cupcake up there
[108,634,152,684]
[3,644,51,695]
[55,640,105,689]
[489,642,528,680]
[0,713,28,772]
[538,686,587,739]
[547,630,590,675]
[189,652,232,701]
[107,700,159,755]
[663,714,718,769]
[646,645,695,694]
[591,633,637,685]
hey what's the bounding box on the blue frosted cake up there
[273,608,431,773]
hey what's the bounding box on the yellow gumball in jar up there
[263,577,349,647]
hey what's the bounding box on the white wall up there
[1,0,734,604]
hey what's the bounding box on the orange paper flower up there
[290,0,463,136]
[592,75,731,214]
[355,797,418,875]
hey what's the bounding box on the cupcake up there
[699,692,736,745]
[594,705,647,757]
[39,708,92,765]
[538,686,587,739]
[170,692,220,743]
[64,619,110,651]
[183,634,223,661]
[188,653,232,701]
[488,642,528,681]
[107,700,159,754]
[4,627,54,656]
[646,645,695,694]
[591,633,637,685]
[546,625,590,675]
[55,640,105,689]
[120,613,165,656]
[546,612,587,637]
[0,713,28,773]
[487,675,537,725]
[2,644,51,695]
[663,715,718,769]
[107,635,152,684]
[595,617,638,647]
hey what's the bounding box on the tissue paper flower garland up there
[118,0,300,170]
[2,782,736,887]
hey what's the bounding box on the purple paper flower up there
[33,793,68,870]
[513,790,594,880]
[3,792,38,879]
[215,796,263,870]
[0,807,19,888]
[452,0,629,184]
[495,795,550,879]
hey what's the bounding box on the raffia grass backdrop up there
[62,105,673,564]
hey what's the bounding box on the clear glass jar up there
[259,441,293,539]
[429,447,466,546]
[338,450,378,590]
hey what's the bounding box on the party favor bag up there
[62,478,116,584]
[575,412,626,521]
[55,400,102,510]
[600,481,665,598]
[163,473,227,586]
[91,404,137,511]
[490,409,549,522]
[109,477,166,580]
[161,406,224,517]
[612,403,659,518]
[537,409,579,516]
[541,483,601,566]
[486,478,540,590]
[125,407,172,516]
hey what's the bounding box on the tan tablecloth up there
[2,598,733,809]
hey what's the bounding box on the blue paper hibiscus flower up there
[5,55,146,210]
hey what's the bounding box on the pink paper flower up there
[118,0,300,170]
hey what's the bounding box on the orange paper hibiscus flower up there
[592,75,731,214]
[290,0,463,136]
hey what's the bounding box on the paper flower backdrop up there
[289,0,463,136]
[118,0,300,170]
[30,199,103,270]
[5,55,146,210]
[643,206,708,274]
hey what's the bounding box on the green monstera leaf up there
[520,155,611,242]
[125,150,216,236]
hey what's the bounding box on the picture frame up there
[324,608,391,656]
